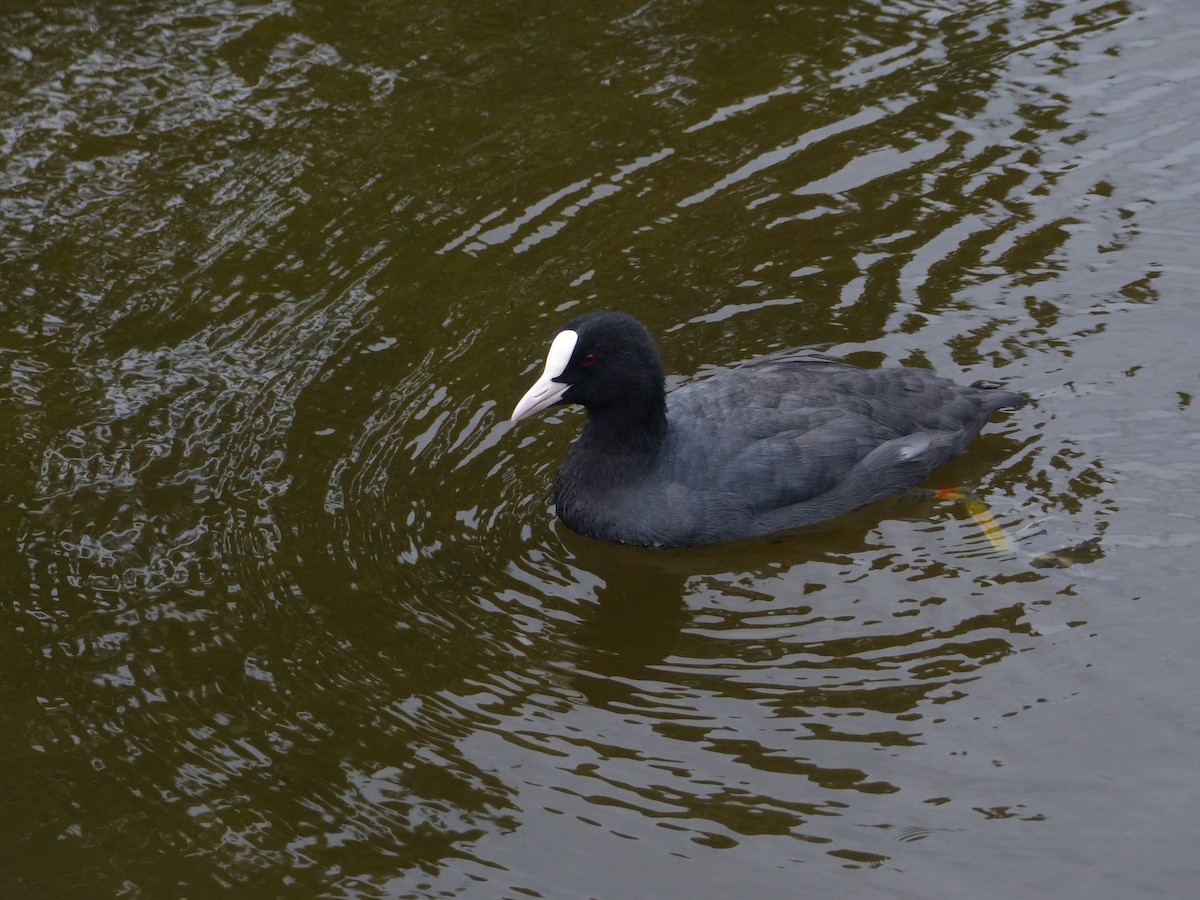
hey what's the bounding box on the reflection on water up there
[2,0,1195,895]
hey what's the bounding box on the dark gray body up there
[553,357,1025,547]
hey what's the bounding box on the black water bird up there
[511,312,1025,547]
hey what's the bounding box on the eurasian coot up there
[511,311,1025,547]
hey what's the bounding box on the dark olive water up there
[3,0,1200,897]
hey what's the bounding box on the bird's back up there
[580,358,1025,545]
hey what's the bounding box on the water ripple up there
[2,0,1179,893]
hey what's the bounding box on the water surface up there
[3,0,1200,896]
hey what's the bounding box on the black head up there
[511,311,666,421]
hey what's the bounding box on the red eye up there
[582,353,598,368]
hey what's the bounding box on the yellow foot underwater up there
[933,487,1015,553]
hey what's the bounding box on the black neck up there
[578,387,668,459]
